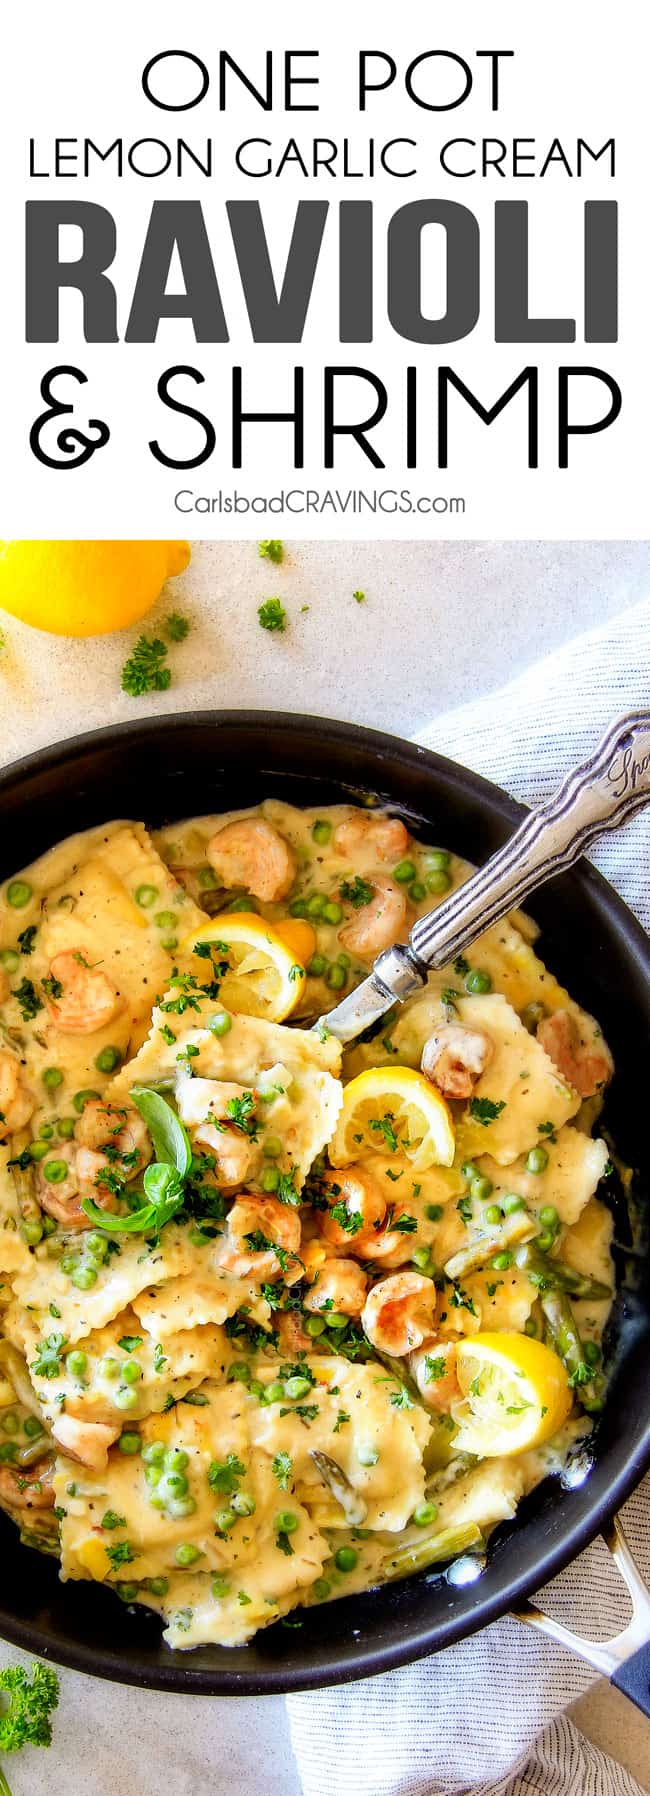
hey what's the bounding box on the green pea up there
[524,1317,538,1338]
[312,820,332,846]
[71,1265,97,1290]
[490,1252,513,1271]
[42,1066,64,1091]
[164,1473,189,1498]
[289,899,308,918]
[147,1577,170,1597]
[501,1193,525,1214]
[357,1444,379,1467]
[261,1165,280,1193]
[24,1415,45,1440]
[42,1158,69,1184]
[114,1386,138,1411]
[334,1546,358,1573]
[284,1376,312,1400]
[198,867,219,890]
[29,1141,51,1162]
[38,1121,55,1138]
[1,1412,18,1435]
[408,881,427,903]
[471,1175,494,1204]
[57,1116,76,1140]
[412,1500,439,1527]
[249,1380,265,1400]
[135,884,158,908]
[20,1219,43,1247]
[584,1340,601,1366]
[307,953,328,977]
[175,1543,202,1567]
[539,1203,559,1227]
[484,1204,503,1226]
[94,1046,122,1074]
[162,938,178,953]
[142,1441,166,1466]
[461,1161,479,1184]
[66,1350,87,1378]
[231,1491,256,1517]
[118,1431,142,1455]
[168,1487,196,1515]
[536,1231,555,1253]
[264,1381,286,1405]
[59,1253,78,1275]
[425,1203,444,1222]
[0,948,20,973]
[427,870,452,895]
[208,1010,232,1038]
[526,1146,549,1175]
[312,1578,331,1600]
[211,1576,231,1599]
[122,1360,142,1384]
[275,1510,299,1535]
[323,1312,348,1331]
[154,911,177,930]
[306,893,326,918]
[41,1216,57,1237]
[393,859,416,884]
[304,1314,326,1337]
[0,1443,17,1464]
[187,1227,210,1247]
[465,968,492,995]
[116,1583,139,1603]
[145,1463,162,1488]
[229,896,257,913]
[6,881,32,909]
[99,1356,121,1381]
[85,1232,108,1261]
[165,1448,189,1472]
[326,963,346,991]
[424,849,450,872]
[263,1135,282,1158]
[227,1362,251,1384]
[215,1508,237,1533]
[322,901,343,926]
[412,1246,433,1274]
[73,1088,100,1114]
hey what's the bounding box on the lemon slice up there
[274,917,317,967]
[329,1065,455,1171]
[452,1332,572,1456]
[180,913,306,1023]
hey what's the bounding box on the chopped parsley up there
[339,876,374,909]
[12,977,43,1020]
[333,1409,350,1433]
[454,956,470,976]
[121,635,171,697]
[31,1332,67,1379]
[389,1386,414,1410]
[244,1229,291,1272]
[101,1510,127,1531]
[538,1120,557,1140]
[369,1113,399,1153]
[391,1212,417,1233]
[468,1097,506,1126]
[153,1343,167,1373]
[226,1091,259,1138]
[258,540,284,564]
[276,1529,295,1556]
[329,1202,363,1236]
[164,612,191,642]
[159,1024,176,1046]
[17,925,37,956]
[449,1283,478,1316]
[272,1451,292,1490]
[258,597,287,633]
[118,1335,143,1353]
[105,1541,137,1569]
[353,589,366,603]
[279,1403,319,1425]
[423,1355,447,1382]
[276,1168,300,1208]
[208,1454,246,1495]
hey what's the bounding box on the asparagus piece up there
[516,1242,612,1301]
[8,1129,44,1243]
[445,1208,536,1281]
[381,1521,483,1582]
[371,1347,424,1406]
[310,1451,367,1525]
[540,1288,604,1412]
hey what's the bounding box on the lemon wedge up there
[328,1065,455,1171]
[273,917,317,967]
[452,1332,572,1456]
[180,913,306,1023]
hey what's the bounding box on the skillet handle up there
[512,1516,650,1720]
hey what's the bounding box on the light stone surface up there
[0,535,648,1794]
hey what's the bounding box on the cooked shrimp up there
[44,951,123,1036]
[362,1271,437,1356]
[410,1341,461,1412]
[0,1457,55,1510]
[35,1142,119,1230]
[0,1051,35,1141]
[334,815,410,863]
[207,818,297,903]
[220,1194,302,1281]
[537,1009,612,1099]
[194,1121,261,1192]
[75,1100,151,1179]
[359,1213,419,1270]
[276,1310,313,1355]
[339,877,409,959]
[303,1257,368,1317]
[421,1024,493,1101]
[320,1165,386,1249]
[52,1415,120,1470]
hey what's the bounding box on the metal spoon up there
[318,711,650,1044]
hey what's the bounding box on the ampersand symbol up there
[29,366,110,470]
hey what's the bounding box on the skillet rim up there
[0,708,648,1695]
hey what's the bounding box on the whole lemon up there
[0,540,190,637]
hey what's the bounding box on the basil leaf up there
[143,1162,184,1212]
[80,1197,156,1234]
[132,1088,192,1177]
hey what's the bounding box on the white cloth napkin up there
[2,598,649,1796]
[286,595,650,1796]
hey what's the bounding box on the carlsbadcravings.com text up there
[173,487,466,515]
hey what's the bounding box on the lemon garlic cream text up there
[0,803,615,1649]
